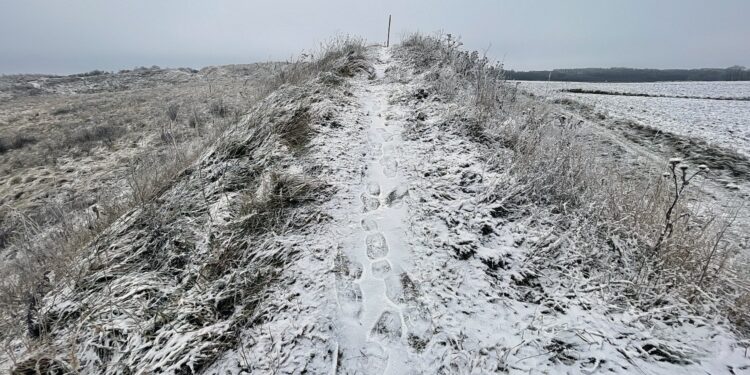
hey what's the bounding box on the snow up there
[337,48,750,373]
[330,47,419,374]
[301,46,750,374]
[4,45,749,374]
[517,80,750,156]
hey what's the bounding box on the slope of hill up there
[2,36,749,374]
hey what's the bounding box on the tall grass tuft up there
[397,32,747,328]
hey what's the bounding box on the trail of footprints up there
[336,130,434,374]
[361,181,434,365]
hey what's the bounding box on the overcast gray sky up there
[1,0,749,74]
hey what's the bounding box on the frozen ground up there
[517,81,750,156]
[259,47,750,374]
[519,79,750,265]
[0,63,268,260]
[519,80,750,98]
[3,44,749,374]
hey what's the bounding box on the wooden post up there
[386,15,391,47]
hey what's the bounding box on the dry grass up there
[0,66,265,316]
[0,134,38,154]
[256,35,371,98]
[239,169,323,233]
[0,35,368,373]
[494,112,738,293]
[398,33,748,331]
[0,65,268,367]
[399,33,517,125]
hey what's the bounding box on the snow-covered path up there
[332,45,551,375]
[330,46,552,374]
[334,47,423,374]
[8,43,749,375]
[327,46,750,374]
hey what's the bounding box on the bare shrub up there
[188,106,203,128]
[651,160,709,253]
[64,124,125,150]
[74,70,108,77]
[166,103,179,122]
[50,106,77,116]
[0,134,38,154]
[209,99,228,118]
[239,170,322,233]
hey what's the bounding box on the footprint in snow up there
[371,136,386,148]
[366,233,389,259]
[335,279,363,319]
[361,218,379,231]
[376,129,394,142]
[381,157,398,177]
[384,272,419,305]
[334,251,363,281]
[336,341,388,375]
[367,181,381,196]
[371,259,392,279]
[383,185,409,206]
[371,310,403,342]
[360,192,380,212]
[403,303,433,350]
[381,143,402,155]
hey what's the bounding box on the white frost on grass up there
[377,47,750,373]
[6,44,749,375]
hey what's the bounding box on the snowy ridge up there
[320,45,750,373]
[382,45,750,373]
[4,43,749,374]
[332,47,423,374]
[1,46,372,374]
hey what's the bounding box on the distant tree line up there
[561,88,750,101]
[505,66,750,82]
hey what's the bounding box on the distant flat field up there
[516,81,750,156]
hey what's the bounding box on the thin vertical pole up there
[386,15,392,47]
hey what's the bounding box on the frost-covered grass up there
[257,35,372,98]
[494,110,741,301]
[396,32,749,355]
[0,64,270,352]
[3,33,747,373]
[238,169,326,233]
[0,36,370,374]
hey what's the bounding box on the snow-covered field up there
[516,81,750,156]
